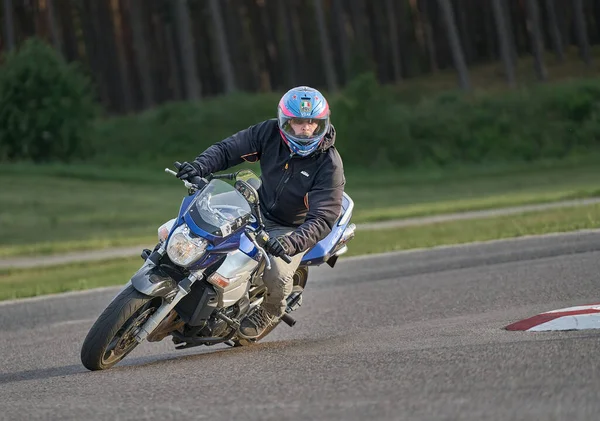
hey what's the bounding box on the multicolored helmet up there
[277,86,330,157]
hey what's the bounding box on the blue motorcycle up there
[81,164,355,370]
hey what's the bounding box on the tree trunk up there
[173,0,201,100]
[313,0,338,93]
[128,0,155,108]
[525,0,547,81]
[492,0,516,88]
[208,0,236,93]
[573,0,592,66]
[544,0,564,62]
[502,0,518,63]
[437,0,470,90]
[162,23,181,101]
[46,0,63,55]
[239,1,266,92]
[394,0,409,76]
[256,0,278,91]
[276,0,297,87]
[331,0,350,83]
[348,0,371,72]
[110,0,134,112]
[3,0,15,51]
[58,0,80,62]
[483,0,497,60]
[367,1,389,82]
[419,0,439,72]
[453,0,474,63]
[79,0,111,110]
[384,0,403,81]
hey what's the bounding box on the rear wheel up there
[81,285,161,371]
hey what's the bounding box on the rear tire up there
[81,285,160,371]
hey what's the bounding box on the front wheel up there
[80,285,161,371]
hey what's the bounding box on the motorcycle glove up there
[176,161,205,180]
[266,236,289,258]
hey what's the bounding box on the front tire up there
[81,285,160,371]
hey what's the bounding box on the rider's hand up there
[176,161,204,180]
[266,236,289,259]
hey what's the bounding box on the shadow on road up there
[0,335,350,384]
[0,364,87,385]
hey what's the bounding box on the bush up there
[334,75,600,168]
[0,38,98,163]
[86,73,600,170]
[89,92,279,169]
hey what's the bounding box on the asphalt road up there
[1,230,600,421]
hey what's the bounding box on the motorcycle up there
[80,163,356,371]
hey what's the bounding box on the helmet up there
[277,86,330,157]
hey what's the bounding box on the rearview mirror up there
[235,180,259,204]
[235,169,262,190]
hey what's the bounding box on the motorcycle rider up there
[175,86,345,339]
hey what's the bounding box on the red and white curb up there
[505,304,600,331]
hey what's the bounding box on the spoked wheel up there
[81,285,161,371]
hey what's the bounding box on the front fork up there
[131,246,205,343]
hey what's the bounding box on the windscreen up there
[187,179,251,237]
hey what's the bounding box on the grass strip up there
[3,160,600,258]
[350,204,600,256]
[2,203,599,301]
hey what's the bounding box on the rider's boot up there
[239,306,278,339]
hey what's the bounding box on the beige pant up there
[260,218,307,317]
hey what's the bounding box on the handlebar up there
[169,162,292,264]
[246,227,293,265]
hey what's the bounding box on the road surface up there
[1,230,600,420]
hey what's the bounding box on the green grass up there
[2,158,600,258]
[350,203,600,257]
[2,203,599,301]
[0,257,142,301]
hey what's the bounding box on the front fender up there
[131,263,178,298]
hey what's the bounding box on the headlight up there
[166,224,208,267]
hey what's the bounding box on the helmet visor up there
[279,117,329,145]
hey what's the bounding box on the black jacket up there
[193,118,345,256]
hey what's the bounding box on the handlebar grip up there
[281,254,292,264]
[211,173,235,180]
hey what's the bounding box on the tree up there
[3,0,15,51]
[573,0,592,66]
[276,0,298,87]
[437,0,470,90]
[525,0,547,81]
[385,0,403,81]
[128,0,155,109]
[453,0,474,63]
[492,0,516,88]
[46,0,63,56]
[208,0,236,93]
[544,0,564,62]
[173,0,201,100]
[110,0,134,112]
[332,0,351,83]
[418,0,439,73]
[348,0,371,72]
[313,0,338,93]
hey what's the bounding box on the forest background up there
[0,0,599,170]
